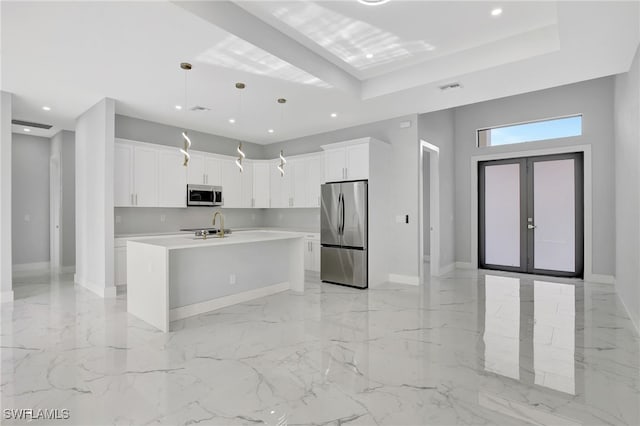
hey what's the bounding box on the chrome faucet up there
[212,210,225,238]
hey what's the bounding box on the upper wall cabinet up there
[253,161,270,208]
[114,139,186,208]
[322,139,370,182]
[220,158,243,208]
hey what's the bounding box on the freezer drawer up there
[321,246,367,289]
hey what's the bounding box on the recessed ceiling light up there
[365,53,374,59]
[23,128,31,132]
[268,129,275,134]
[228,118,236,124]
[175,105,182,110]
[42,106,51,111]
[491,8,502,16]
[330,113,338,118]
[358,0,391,6]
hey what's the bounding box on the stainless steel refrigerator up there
[320,180,368,289]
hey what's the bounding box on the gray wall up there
[51,130,76,267]
[115,207,264,236]
[115,114,264,158]
[264,114,420,279]
[614,46,640,332]
[12,133,50,265]
[453,77,616,276]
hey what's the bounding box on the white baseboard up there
[75,278,117,298]
[455,262,475,269]
[585,273,615,285]
[388,274,419,286]
[0,290,14,303]
[12,261,50,272]
[439,263,455,276]
[170,281,290,322]
[52,265,75,274]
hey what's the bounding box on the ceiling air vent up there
[12,119,52,129]
[439,82,462,91]
[189,105,211,112]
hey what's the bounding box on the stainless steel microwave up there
[187,184,223,207]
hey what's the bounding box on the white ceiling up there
[2,1,639,144]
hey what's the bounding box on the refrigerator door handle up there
[337,193,343,235]
[340,193,345,235]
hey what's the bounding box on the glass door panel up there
[532,159,576,272]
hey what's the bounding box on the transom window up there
[477,115,582,147]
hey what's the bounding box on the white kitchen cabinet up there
[323,148,346,183]
[269,159,292,208]
[322,140,370,182]
[241,160,254,208]
[345,143,369,180]
[187,153,206,184]
[306,154,323,207]
[133,145,159,207]
[304,234,321,272]
[253,161,270,208]
[291,158,306,207]
[114,143,134,207]
[158,149,187,207]
[220,158,242,208]
[204,157,221,186]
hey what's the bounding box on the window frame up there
[476,114,583,148]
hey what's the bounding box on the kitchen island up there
[126,230,305,332]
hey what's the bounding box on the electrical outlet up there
[229,274,236,285]
[160,214,166,223]
[24,214,30,222]
[115,215,122,224]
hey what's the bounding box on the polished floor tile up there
[1,270,639,425]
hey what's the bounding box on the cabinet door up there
[187,154,205,184]
[253,162,270,208]
[306,155,323,207]
[204,157,221,186]
[324,148,346,182]
[114,143,134,207]
[241,160,254,208]
[269,160,283,208]
[291,159,307,207]
[346,143,369,180]
[133,146,159,207]
[220,159,242,208]
[115,246,127,286]
[304,239,313,270]
[311,240,321,272]
[158,150,187,207]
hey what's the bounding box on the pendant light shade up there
[236,142,245,172]
[277,150,287,177]
[179,62,192,166]
[276,98,287,176]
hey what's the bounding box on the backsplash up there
[114,207,265,236]
[261,208,320,231]
[114,207,320,236]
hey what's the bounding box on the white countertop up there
[127,230,305,250]
[115,227,318,239]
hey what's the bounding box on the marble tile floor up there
[1,269,639,425]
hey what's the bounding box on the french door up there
[479,153,583,278]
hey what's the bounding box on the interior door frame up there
[49,156,62,270]
[419,139,441,281]
[478,153,584,278]
[470,145,594,281]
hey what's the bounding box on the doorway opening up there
[478,153,584,278]
[419,140,440,283]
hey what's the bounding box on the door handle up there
[527,224,536,230]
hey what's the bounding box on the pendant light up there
[276,98,287,176]
[235,82,246,172]
[179,62,192,166]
